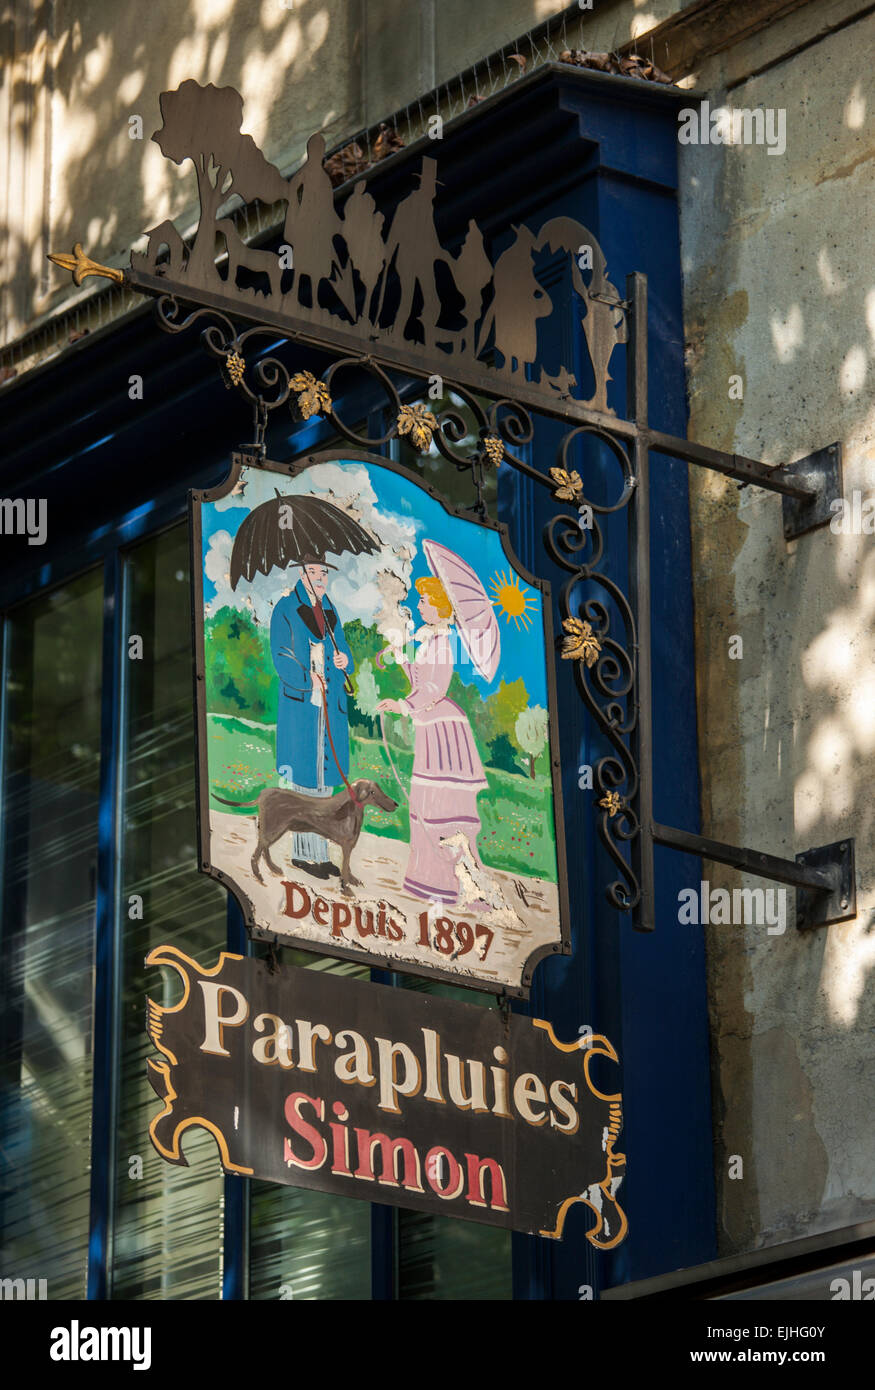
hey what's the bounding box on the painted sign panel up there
[146,945,626,1244]
[192,451,570,994]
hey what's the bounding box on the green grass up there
[206,716,557,881]
[207,714,276,807]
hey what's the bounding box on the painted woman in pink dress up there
[377,575,489,906]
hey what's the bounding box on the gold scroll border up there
[145,947,627,1233]
[532,1020,628,1248]
[145,943,254,1175]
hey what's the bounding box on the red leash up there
[318,678,362,807]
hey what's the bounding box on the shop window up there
[249,1172,373,1301]
[0,570,103,1298]
[112,525,228,1298]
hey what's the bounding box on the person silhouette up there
[284,133,346,320]
[534,217,627,411]
[341,180,386,324]
[450,220,493,359]
[477,226,552,378]
[378,159,448,348]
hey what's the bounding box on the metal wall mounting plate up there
[782,443,842,540]
[796,839,856,930]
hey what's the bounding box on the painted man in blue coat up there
[269,556,354,879]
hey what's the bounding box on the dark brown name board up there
[146,945,627,1245]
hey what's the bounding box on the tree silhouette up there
[152,80,288,284]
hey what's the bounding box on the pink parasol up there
[422,539,500,681]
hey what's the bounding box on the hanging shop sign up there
[51,78,855,942]
[146,944,626,1245]
[192,451,570,995]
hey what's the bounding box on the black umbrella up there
[229,491,379,590]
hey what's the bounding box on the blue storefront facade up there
[0,66,717,1300]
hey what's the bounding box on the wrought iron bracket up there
[780,443,843,541]
[128,277,858,937]
[648,432,843,538]
[795,839,856,930]
[45,90,855,940]
[653,823,856,930]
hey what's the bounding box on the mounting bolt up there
[840,898,849,910]
[840,842,847,851]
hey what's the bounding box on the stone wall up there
[677,1,875,1252]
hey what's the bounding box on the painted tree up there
[476,677,529,752]
[515,704,549,779]
[205,607,275,721]
[344,619,410,747]
[152,81,288,283]
[352,658,380,733]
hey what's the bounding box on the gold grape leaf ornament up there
[290,371,333,419]
[397,404,437,453]
[550,467,584,502]
[562,616,601,667]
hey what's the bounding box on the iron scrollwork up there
[544,428,641,912]
[153,285,645,918]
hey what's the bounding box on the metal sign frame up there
[49,78,856,940]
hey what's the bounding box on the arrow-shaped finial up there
[47,242,125,287]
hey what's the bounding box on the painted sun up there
[488,570,537,630]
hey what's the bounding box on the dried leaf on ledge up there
[558,48,673,85]
[372,122,405,162]
[325,123,405,189]
[324,141,366,188]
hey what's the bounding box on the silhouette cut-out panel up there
[130,81,626,412]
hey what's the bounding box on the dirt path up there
[209,810,561,990]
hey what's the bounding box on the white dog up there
[439,832,522,930]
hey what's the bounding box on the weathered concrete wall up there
[0,0,682,349]
[1,0,366,345]
[678,4,875,1251]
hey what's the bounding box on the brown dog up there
[215,780,397,891]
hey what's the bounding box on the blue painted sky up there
[201,458,549,706]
